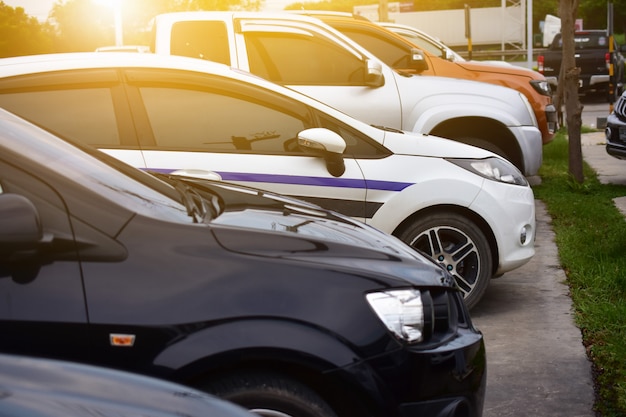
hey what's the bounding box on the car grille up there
[615,94,626,119]
[419,289,467,348]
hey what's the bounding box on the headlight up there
[530,79,552,96]
[446,156,528,186]
[366,289,425,343]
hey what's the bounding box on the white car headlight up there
[446,156,528,186]
[366,289,425,343]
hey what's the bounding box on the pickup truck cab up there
[296,13,556,145]
[152,11,543,176]
[538,30,626,99]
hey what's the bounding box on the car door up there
[0,158,89,361]
[233,18,403,130]
[122,68,373,220]
[0,69,147,168]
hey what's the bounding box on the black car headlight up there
[530,79,552,96]
[366,289,426,343]
[446,157,528,186]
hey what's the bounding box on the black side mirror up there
[0,194,51,283]
[0,194,43,259]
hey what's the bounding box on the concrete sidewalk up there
[471,131,626,417]
[581,131,626,215]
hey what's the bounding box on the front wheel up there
[397,212,493,310]
[201,372,338,417]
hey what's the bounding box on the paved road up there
[470,127,626,417]
[471,200,596,417]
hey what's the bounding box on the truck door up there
[234,18,403,130]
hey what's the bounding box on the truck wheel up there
[201,372,338,417]
[397,212,492,310]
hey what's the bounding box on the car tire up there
[397,212,492,310]
[201,371,338,417]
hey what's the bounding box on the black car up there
[0,353,256,417]
[0,109,486,417]
[606,90,626,159]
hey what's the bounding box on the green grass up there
[533,129,626,416]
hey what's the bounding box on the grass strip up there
[533,130,626,416]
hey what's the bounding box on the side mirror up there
[365,59,385,87]
[0,194,44,261]
[0,194,52,283]
[408,48,428,72]
[297,128,346,177]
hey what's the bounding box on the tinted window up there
[139,86,310,153]
[337,27,410,69]
[170,20,231,65]
[244,32,365,85]
[0,88,120,146]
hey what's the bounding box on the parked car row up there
[151,11,544,177]
[0,11,546,417]
[0,52,535,311]
[0,107,486,417]
[290,11,557,146]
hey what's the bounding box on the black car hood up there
[195,181,452,288]
[158,175,452,288]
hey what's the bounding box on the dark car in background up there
[0,354,256,417]
[606,90,626,159]
[0,108,486,417]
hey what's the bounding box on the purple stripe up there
[148,169,412,192]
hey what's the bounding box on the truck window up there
[170,21,231,65]
[244,32,365,85]
[337,27,410,69]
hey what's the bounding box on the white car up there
[0,52,535,308]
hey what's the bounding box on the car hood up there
[456,60,540,79]
[380,128,498,159]
[182,178,453,288]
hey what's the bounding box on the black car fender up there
[153,317,397,383]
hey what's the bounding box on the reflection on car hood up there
[196,180,453,287]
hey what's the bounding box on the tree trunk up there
[559,0,584,183]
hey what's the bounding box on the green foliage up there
[1,0,624,57]
[0,1,54,57]
[534,132,626,417]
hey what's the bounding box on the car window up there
[396,30,445,58]
[0,88,120,146]
[138,86,310,153]
[335,26,410,69]
[170,20,231,65]
[244,32,366,85]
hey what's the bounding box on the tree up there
[558,0,584,183]
[50,0,263,51]
[0,1,54,57]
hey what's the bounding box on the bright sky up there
[3,0,293,21]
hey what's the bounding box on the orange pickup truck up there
[302,12,557,145]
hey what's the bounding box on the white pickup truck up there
[151,11,543,176]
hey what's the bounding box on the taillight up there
[606,52,611,70]
[537,55,544,73]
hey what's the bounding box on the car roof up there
[0,51,384,142]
